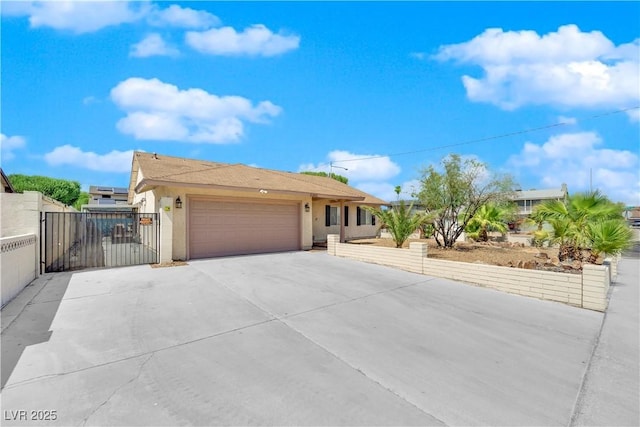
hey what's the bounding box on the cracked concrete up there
[82,354,154,427]
[1,251,623,426]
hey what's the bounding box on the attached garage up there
[188,198,301,259]
[130,152,389,262]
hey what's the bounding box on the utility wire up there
[330,106,640,164]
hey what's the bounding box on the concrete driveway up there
[1,252,603,426]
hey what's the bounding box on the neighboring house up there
[513,183,568,217]
[624,206,640,227]
[389,200,426,215]
[128,152,388,260]
[83,185,136,213]
[1,168,16,193]
[89,185,129,205]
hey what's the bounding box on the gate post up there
[159,197,174,263]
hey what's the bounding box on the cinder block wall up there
[328,235,424,274]
[328,235,610,312]
[582,264,609,311]
[422,258,583,308]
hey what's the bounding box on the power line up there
[330,106,640,164]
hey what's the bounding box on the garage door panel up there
[189,198,300,259]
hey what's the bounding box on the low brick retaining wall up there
[327,235,614,312]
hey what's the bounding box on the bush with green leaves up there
[8,174,81,206]
[416,154,515,248]
[300,171,348,184]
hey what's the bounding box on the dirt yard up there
[347,237,580,273]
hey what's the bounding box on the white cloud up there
[3,2,218,33]
[298,151,423,202]
[410,52,426,60]
[185,24,300,57]
[148,4,220,29]
[130,33,179,58]
[435,25,640,116]
[508,132,640,205]
[110,77,282,143]
[82,96,100,105]
[44,145,133,173]
[299,150,401,183]
[6,1,147,34]
[627,109,640,122]
[0,133,27,161]
[558,116,577,125]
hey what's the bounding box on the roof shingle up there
[131,152,388,204]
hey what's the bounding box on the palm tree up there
[586,219,632,263]
[465,203,515,242]
[533,191,629,263]
[364,201,430,248]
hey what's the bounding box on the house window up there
[356,206,375,226]
[325,205,340,226]
[344,206,349,227]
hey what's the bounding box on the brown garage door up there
[189,198,301,259]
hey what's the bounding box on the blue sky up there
[1,1,639,205]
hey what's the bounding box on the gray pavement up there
[0,251,621,426]
[570,244,640,426]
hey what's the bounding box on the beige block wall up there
[329,235,424,274]
[422,258,583,307]
[328,235,610,312]
[582,264,609,311]
[143,186,313,260]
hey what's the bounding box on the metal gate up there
[42,212,159,273]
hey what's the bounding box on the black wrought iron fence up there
[42,212,159,273]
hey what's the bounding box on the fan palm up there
[533,191,629,263]
[586,219,632,263]
[465,203,514,242]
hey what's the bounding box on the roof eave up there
[135,179,364,200]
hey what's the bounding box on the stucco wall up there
[1,234,37,307]
[312,200,379,243]
[141,186,313,260]
[1,191,75,281]
[1,191,41,237]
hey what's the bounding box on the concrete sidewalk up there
[570,245,640,426]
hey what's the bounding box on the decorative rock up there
[535,252,549,259]
[523,260,536,269]
[572,260,582,270]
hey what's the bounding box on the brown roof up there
[129,151,388,205]
[1,168,15,193]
